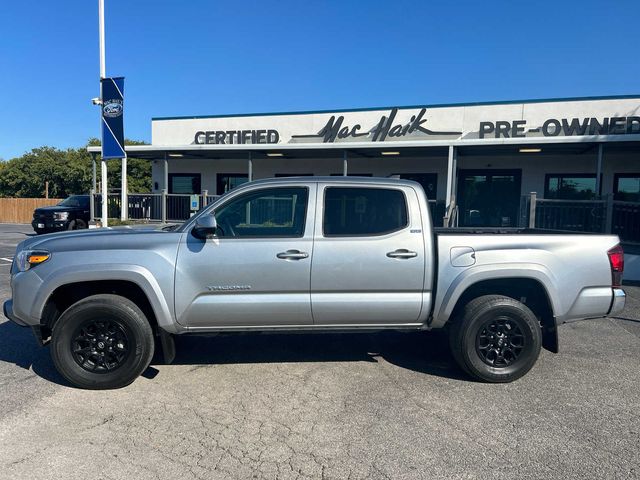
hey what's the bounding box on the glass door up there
[457,170,522,227]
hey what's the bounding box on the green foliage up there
[0,139,151,198]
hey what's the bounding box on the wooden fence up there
[0,198,62,224]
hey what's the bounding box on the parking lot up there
[0,222,638,480]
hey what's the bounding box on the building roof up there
[151,94,640,122]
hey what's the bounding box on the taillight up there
[607,244,624,287]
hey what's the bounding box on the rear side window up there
[323,187,408,236]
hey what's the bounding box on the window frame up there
[212,186,310,239]
[321,186,409,238]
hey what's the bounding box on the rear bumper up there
[609,288,626,316]
[3,299,27,327]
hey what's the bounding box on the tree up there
[0,139,151,198]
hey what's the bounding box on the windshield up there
[58,195,89,208]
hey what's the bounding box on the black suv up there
[32,195,91,234]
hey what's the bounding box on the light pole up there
[98,0,108,227]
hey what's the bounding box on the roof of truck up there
[247,176,411,186]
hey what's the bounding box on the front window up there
[323,187,408,236]
[545,174,597,200]
[214,187,308,238]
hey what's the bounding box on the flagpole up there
[99,0,108,227]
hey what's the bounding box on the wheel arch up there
[34,265,178,337]
[435,267,559,353]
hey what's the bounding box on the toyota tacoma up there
[4,177,626,389]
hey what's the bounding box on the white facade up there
[151,96,640,145]
[146,96,639,207]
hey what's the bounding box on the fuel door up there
[450,246,476,267]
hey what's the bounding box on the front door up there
[174,185,315,328]
[457,169,522,227]
[310,184,427,325]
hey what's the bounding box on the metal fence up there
[520,193,640,242]
[534,198,606,233]
[92,192,639,243]
[612,201,640,243]
[93,193,221,223]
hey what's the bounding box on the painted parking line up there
[0,257,13,263]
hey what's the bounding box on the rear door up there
[174,184,315,328]
[311,183,426,325]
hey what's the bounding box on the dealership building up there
[89,94,640,233]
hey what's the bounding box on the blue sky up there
[0,0,638,159]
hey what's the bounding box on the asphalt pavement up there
[0,223,638,479]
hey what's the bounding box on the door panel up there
[311,184,426,325]
[174,185,315,328]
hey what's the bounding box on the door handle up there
[386,249,418,259]
[276,249,309,260]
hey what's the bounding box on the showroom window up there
[323,187,408,237]
[614,174,640,201]
[395,173,437,199]
[169,174,201,194]
[545,174,598,200]
[217,174,248,195]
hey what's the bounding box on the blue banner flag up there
[100,77,125,159]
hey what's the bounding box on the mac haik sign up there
[192,108,461,145]
[151,98,640,146]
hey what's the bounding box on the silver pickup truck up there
[3,177,626,389]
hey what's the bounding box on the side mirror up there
[193,214,217,239]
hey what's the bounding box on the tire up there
[449,295,542,383]
[66,220,76,230]
[51,294,154,389]
[74,218,88,230]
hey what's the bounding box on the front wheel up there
[51,294,154,389]
[449,295,542,383]
[74,218,88,230]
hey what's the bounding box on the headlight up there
[15,250,51,272]
[54,212,69,221]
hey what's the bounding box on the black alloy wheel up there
[475,316,525,368]
[71,319,131,373]
[51,294,154,389]
[449,295,542,383]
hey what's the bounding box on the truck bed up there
[434,227,599,235]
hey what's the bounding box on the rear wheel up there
[449,295,542,383]
[51,294,154,389]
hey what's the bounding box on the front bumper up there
[31,219,69,233]
[3,299,27,327]
[609,288,626,316]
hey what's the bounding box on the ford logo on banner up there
[103,100,123,118]
[100,77,125,159]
